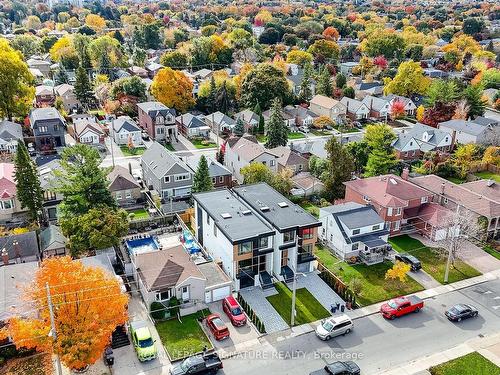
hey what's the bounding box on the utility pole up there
[46,282,63,375]
[290,246,298,326]
[110,116,115,168]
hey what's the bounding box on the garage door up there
[211,286,231,302]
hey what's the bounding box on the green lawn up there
[266,282,330,326]
[474,171,500,183]
[429,352,500,375]
[311,129,330,136]
[120,146,146,156]
[335,127,361,133]
[164,143,175,151]
[129,209,149,220]
[155,309,212,361]
[288,132,306,140]
[389,235,481,284]
[314,244,424,306]
[191,139,217,149]
[298,201,320,218]
[484,244,500,261]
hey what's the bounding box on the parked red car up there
[222,296,247,326]
[380,295,424,320]
[206,314,230,341]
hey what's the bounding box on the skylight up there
[260,206,270,212]
[221,213,232,219]
[278,202,289,208]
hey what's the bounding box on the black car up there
[309,361,360,375]
[169,353,223,375]
[395,253,422,271]
[445,304,478,322]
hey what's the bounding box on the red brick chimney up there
[13,240,21,260]
[1,248,8,265]
[401,167,409,180]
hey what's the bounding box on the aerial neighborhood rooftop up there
[0,0,499,374]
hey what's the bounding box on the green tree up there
[74,66,94,108]
[254,103,265,134]
[316,66,333,97]
[192,155,213,193]
[345,140,370,174]
[364,124,398,177]
[265,98,288,148]
[54,144,116,218]
[335,73,346,89]
[10,34,41,59]
[240,63,290,109]
[234,118,245,136]
[160,50,188,69]
[425,79,458,107]
[363,31,405,58]
[298,63,313,103]
[241,162,275,185]
[208,76,217,113]
[384,61,430,97]
[322,137,355,201]
[462,18,484,36]
[54,65,69,85]
[463,85,486,119]
[342,86,355,99]
[13,142,43,221]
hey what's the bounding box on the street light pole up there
[46,282,63,375]
[290,264,297,327]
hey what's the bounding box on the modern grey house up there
[29,107,66,152]
[141,142,193,200]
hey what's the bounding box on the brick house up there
[137,101,177,142]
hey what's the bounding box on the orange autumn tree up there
[1,256,128,370]
[151,67,195,113]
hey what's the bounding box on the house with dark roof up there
[438,118,499,145]
[353,81,384,99]
[185,155,232,189]
[234,109,260,133]
[283,105,318,128]
[361,95,391,120]
[39,225,67,258]
[0,120,23,154]
[224,135,279,183]
[270,146,309,174]
[107,166,142,208]
[286,67,316,97]
[38,158,63,223]
[392,123,453,160]
[29,107,66,152]
[0,231,39,266]
[176,113,210,139]
[205,111,236,135]
[319,202,389,264]
[54,84,79,112]
[137,101,177,142]
[0,163,28,224]
[141,142,193,200]
[381,95,417,116]
[112,116,143,147]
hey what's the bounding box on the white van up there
[315,314,353,340]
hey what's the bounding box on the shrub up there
[169,296,180,317]
[150,301,165,320]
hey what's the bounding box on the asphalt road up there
[220,280,500,375]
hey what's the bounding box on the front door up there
[182,286,189,302]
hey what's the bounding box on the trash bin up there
[104,347,114,366]
[330,304,337,314]
[340,304,345,313]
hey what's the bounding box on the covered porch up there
[353,232,391,265]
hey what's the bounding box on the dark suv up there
[395,253,422,271]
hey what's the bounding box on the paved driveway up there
[202,301,260,349]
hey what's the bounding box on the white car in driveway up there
[315,314,353,341]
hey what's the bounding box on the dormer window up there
[156,116,164,124]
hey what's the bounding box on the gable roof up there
[340,97,368,113]
[271,146,308,168]
[108,165,141,192]
[392,123,451,151]
[54,84,74,96]
[0,121,23,141]
[310,95,343,109]
[0,163,16,198]
[229,136,277,162]
[438,119,488,136]
[235,109,259,124]
[321,202,384,229]
[176,113,208,129]
[40,225,66,252]
[137,101,176,117]
[0,231,39,263]
[362,95,389,112]
[141,142,190,179]
[113,116,141,133]
[208,111,236,128]
[184,155,231,178]
[74,121,105,138]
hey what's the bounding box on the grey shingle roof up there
[137,101,176,117]
[0,231,39,260]
[40,225,66,252]
[176,113,207,129]
[438,119,486,136]
[194,189,275,244]
[184,155,231,178]
[322,203,384,230]
[113,116,141,133]
[0,121,23,140]
[392,123,450,151]
[233,183,320,231]
[141,142,190,179]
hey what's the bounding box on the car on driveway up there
[309,361,360,375]
[129,320,157,361]
[222,296,246,326]
[169,352,223,375]
[298,126,310,133]
[380,295,424,320]
[395,253,422,271]
[445,304,478,322]
[315,314,353,341]
[206,314,230,341]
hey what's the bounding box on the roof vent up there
[486,179,495,187]
[278,202,289,208]
[242,210,252,215]
[220,213,232,219]
[260,206,270,212]
[390,178,397,185]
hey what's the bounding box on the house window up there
[0,200,13,210]
[259,236,269,249]
[213,225,217,237]
[298,164,303,171]
[207,214,210,225]
[219,176,223,183]
[175,174,189,182]
[421,196,428,204]
[156,116,164,124]
[283,230,295,243]
[155,289,172,301]
[53,125,58,131]
[238,241,253,255]
[116,192,122,200]
[394,221,400,231]
[125,190,132,199]
[395,207,402,215]
[352,229,360,235]
[372,224,380,231]
[270,160,275,167]
[301,228,313,240]
[38,126,48,133]
[352,243,359,250]
[164,176,170,183]
[387,207,393,216]
[212,177,216,184]
[443,197,448,204]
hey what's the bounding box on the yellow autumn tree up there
[49,35,76,62]
[416,105,425,122]
[233,63,253,100]
[151,67,195,113]
[385,261,411,282]
[482,146,500,167]
[384,61,430,97]
[85,14,106,32]
[0,256,128,370]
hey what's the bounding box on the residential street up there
[220,279,500,375]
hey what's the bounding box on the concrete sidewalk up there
[374,332,500,375]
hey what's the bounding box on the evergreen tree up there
[322,137,355,201]
[216,81,230,114]
[13,142,43,221]
[98,52,112,76]
[316,66,332,97]
[54,65,69,85]
[234,118,245,136]
[80,47,92,70]
[298,63,313,103]
[265,98,288,148]
[463,85,486,119]
[208,76,217,112]
[74,66,94,108]
[254,102,265,134]
[364,124,398,177]
[335,72,347,89]
[192,155,213,193]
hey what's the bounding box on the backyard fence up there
[236,293,266,334]
[317,262,358,309]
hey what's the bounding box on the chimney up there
[440,182,445,195]
[401,167,409,180]
[1,248,8,265]
[370,98,373,111]
[13,240,21,260]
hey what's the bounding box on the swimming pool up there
[126,236,160,255]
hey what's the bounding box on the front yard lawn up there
[266,282,330,326]
[389,235,481,284]
[474,171,500,183]
[311,129,330,136]
[191,139,217,149]
[298,201,320,218]
[484,244,500,261]
[429,352,499,375]
[155,309,212,361]
[288,132,306,140]
[314,244,424,306]
[164,143,175,151]
[129,208,149,220]
[120,146,146,156]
